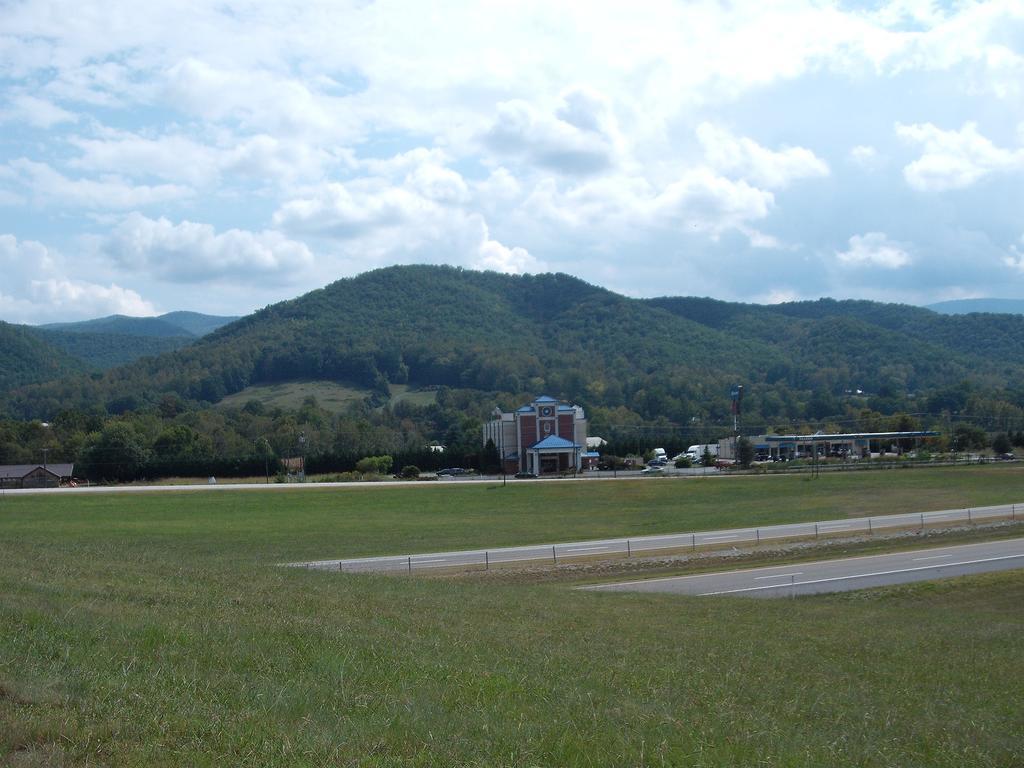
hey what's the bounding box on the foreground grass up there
[1,465,1023,766]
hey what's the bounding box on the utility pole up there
[731,385,743,462]
[41,448,49,470]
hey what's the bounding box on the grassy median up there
[1,464,1023,766]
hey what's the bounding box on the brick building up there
[483,395,587,475]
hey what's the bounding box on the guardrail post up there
[968,508,972,524]
[814,523,818,539]
[408,556,412,574]
[920,513,925,530]
[868,518,873,535]
[692,533,696,551]
[552,545,557,565]
[627,539,631,557]
[338,561,343,572]
[485,551,489,571]
[756,529,760,544]
[1013,503,1016,521]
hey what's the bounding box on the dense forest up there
[3,265,1024,480]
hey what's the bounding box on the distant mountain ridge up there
[0,311,241,388]
[5,265,1024,422]
[40,311,239,338]
[925,299,1024,316]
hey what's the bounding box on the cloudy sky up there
[1,0,1023,323]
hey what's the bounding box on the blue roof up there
[529,435,579,450]
[557,405,574,412]
[534,395,557,403]
[516,405,534,413]
[582,451,600,458]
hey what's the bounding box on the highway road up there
[581,538,1024,598]
[288,501,1022,573]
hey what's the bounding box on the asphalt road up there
[289,501,1021,573]
[581,538,1024,598]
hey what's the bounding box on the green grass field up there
[2,466,1023,766]
[215,381,438,415]
[217,380,373,414]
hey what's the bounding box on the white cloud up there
[653,169,774,235]
[272,149,541,275]
[68,131,334,186]
[69,134,221,186]
[274,150,473,239]
[7,158,191,209]
[0,233,155,322]
[697,123,829,188]
[897,121,1024,191]
[518,165,775,247]
[273,181,426,239]
[836,232,912,269]
[101,214,314,283]
[484,87,622,175]
[1003,235,1024,273]
[474,233,541,275]
[849,145,879,166]
[161,57,360,139]
[29,279,155,317]
[0,93,78,128]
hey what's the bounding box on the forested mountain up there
[5,265,1024,428]
[0,321,88,391]
[31,329,194,370]
[157,311,240,336]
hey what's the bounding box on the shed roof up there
[0,463,75,479]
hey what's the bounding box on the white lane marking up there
[913,554,952,561]
[565,546,610,553]
[414,558,449,563]
[697,553,1024,596]
[704,535,738,541]
[818,524,849,531]
[580,540,1024,590]
[754,572,803,580]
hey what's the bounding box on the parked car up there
[514,471,538,479]
[640,466,664,475]
[436,467,467,476]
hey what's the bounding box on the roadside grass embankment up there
[1,464,1023,765]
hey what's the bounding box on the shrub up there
[400,465,421,479]
[355,455,394,474]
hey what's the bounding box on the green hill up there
[30,329,195,370]
[158,311,240,336]
[0,321,88,392]
[5,265,1024,422]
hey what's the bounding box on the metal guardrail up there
[291,502,1023,574]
